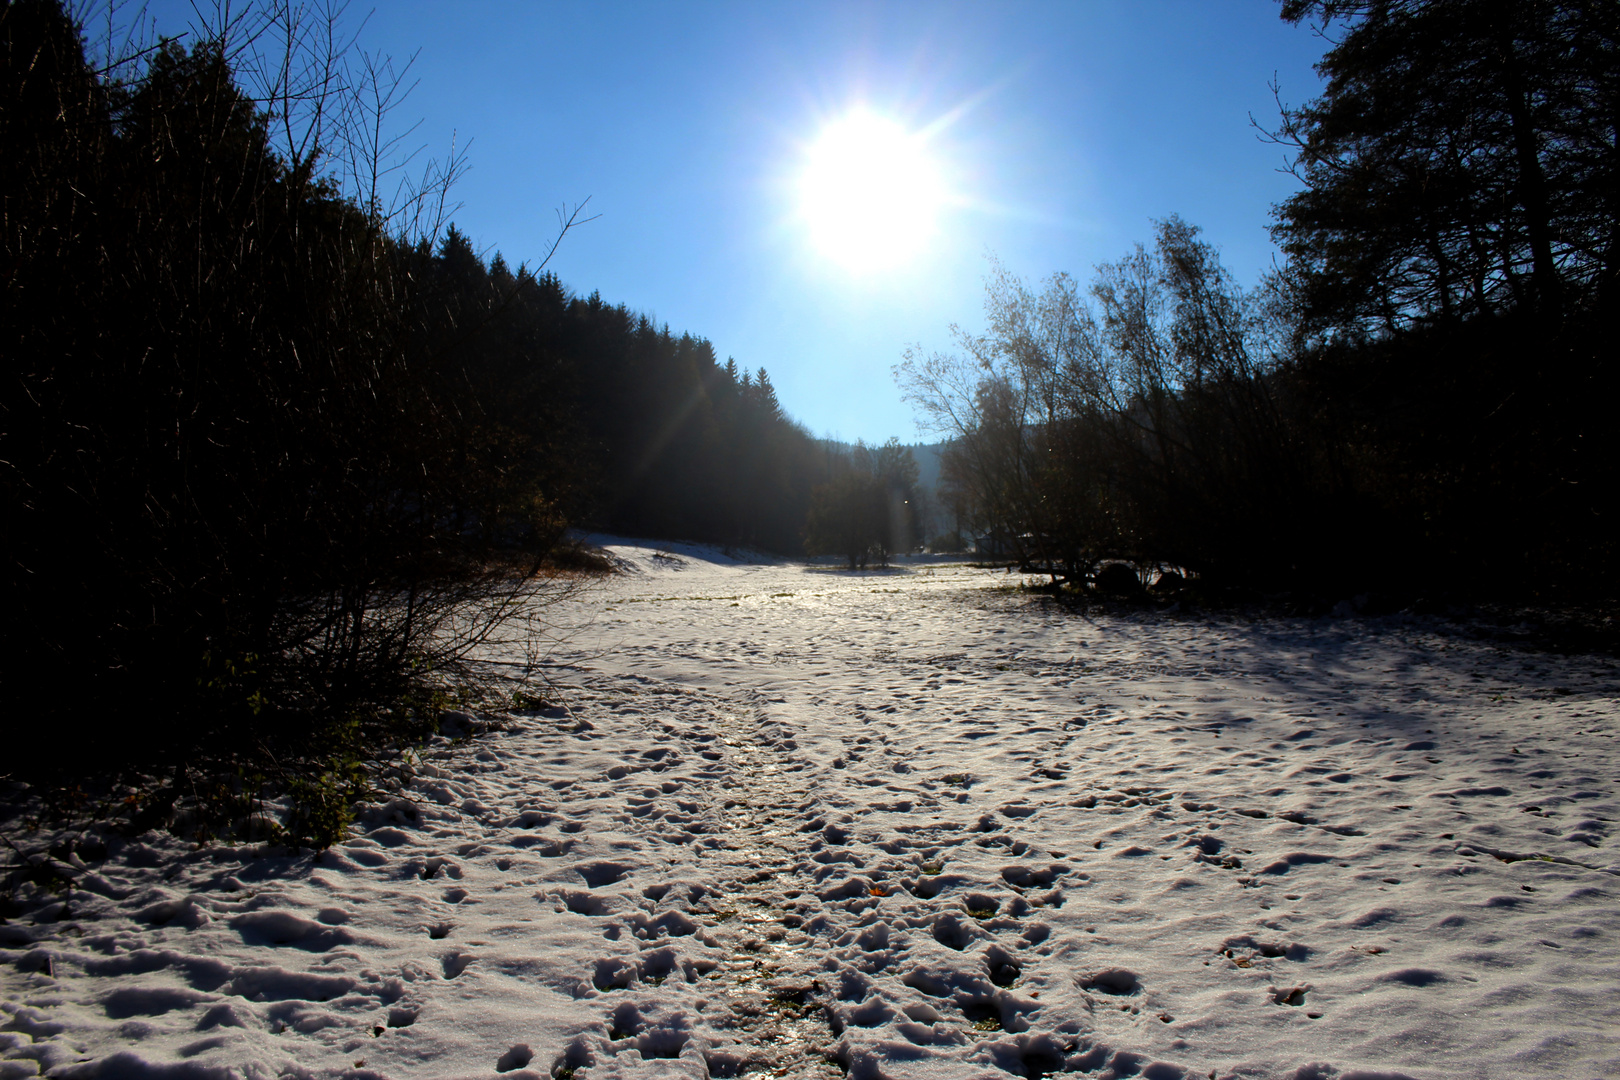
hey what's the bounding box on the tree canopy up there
[1270,0,1620,337]
[804,440,922,569]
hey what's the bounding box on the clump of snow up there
[3,538,1618,1078]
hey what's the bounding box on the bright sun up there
[798,110,945,273]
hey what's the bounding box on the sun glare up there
[798,110,946,274]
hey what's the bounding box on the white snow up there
[4,537,1619,1079]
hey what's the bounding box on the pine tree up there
[754,368,782,420]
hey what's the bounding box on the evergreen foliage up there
[0,0,823,840]
[0,1,550,832]
[426,254,826,552]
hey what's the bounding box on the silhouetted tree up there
[806,471,883,570]
[1269,0,1620,337]
[803,440,919,568]
[900,220,1312,588]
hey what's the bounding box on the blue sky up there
[141,1,1330,443]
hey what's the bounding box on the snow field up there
[2,540,1618,1079]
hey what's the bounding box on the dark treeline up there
[0,0,821,836]
[901,0,1618,605]
[428,231,826,553]
[803,438,923,570]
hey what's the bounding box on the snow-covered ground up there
[4,538,1619,1079]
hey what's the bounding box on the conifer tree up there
[1270,0,1619,335]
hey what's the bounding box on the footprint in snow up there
[963,893,1002,920]
[441,952,475,979]
[609,1001,647,1040]
[414,856,461,880]
[1077,968,1141,997]
[932,913,979,952]
[230,911,357,951]
[510,834,572,857]
[984,946,1022,988]
[1272,985,1308,1006]
[1000,864,1067,888]
[593,957,637,991]
[1383,968,1445,987]
[341,845,389,868]
[495,1044,532,1072]
[554,889,618,917]
[576,861,634,888]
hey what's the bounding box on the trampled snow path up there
[4,539,1620,1080]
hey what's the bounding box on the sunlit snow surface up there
[4,538,1620,1079]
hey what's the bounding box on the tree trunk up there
[1497,5,1562,316]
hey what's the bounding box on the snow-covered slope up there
[3,540,1617,1079]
